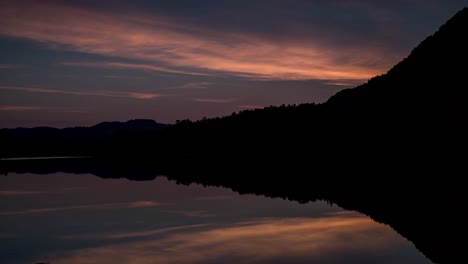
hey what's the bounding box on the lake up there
[0,172,432,264]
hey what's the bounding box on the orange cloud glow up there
[0,2,391,81]
[49,213,420,264]
[63,224,209,241]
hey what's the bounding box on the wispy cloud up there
[63,62,207,76]
[180,82,212,89]
[192,98,236,103]
[129,201,161,208]
[50,214,413,264]
[0,106,47,111]
[127,92,161,99]
[166,210,216,218]
[150,82,213,92]
[0,86,162,100]
[0,1,390,80]
[0,200,161,216]
[63,224,209,241]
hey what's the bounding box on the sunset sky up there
[0,0,466,128]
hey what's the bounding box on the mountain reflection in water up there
[0,172,430,264]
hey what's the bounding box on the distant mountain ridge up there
[0,119,167,157]
[1,119,167,140]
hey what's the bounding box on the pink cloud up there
[0,1,391,80]
[127,92,161,99]
[180,82,212,89]
[0,86,162,100]
[62,62,207,76]
[49,214,417,264]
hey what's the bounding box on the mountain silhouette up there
[0,119,167,157]
[134,8,468,179]
[327,6,467,121]
[1,7,468,264]
[1,9,467,160]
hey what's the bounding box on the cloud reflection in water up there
[51,212,428,264]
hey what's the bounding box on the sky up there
[0,1,466,128]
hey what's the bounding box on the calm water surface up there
[0,172,431,264]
